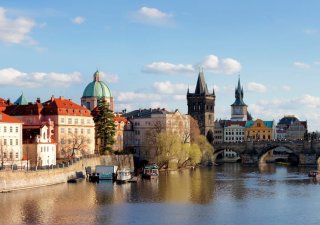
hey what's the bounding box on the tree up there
[61,132,88,158]
[189,144,202,166]
[155,132,182,168]
[93,99,116,155]
[196,135,214,165]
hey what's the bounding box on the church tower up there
[231,77,248,121]
[187,70,215,142]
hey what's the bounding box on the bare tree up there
[61,132,88,158]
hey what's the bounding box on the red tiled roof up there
[225,120,246,127]
[4,102,42,116]
[0,112,23,124]
[42,97,91,117]
[113,117,127,123]
[0,97,11,112]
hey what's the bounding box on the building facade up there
[81,70,114,111]
[124,108,190,161]
[245,119,275,141]
[276,115,307,140]
[187,70,215,142]
[4,96,95,159]
[224,121,246,142]
[0,112,23,167]
[23,124,56,167]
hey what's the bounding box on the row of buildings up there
[0,69,309,168]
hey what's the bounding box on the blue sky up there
[1,1,320,130]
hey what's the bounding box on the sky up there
[1,1,320,130]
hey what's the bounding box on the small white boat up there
[116,168,132,183]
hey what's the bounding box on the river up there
[1,164,320,225]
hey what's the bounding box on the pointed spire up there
[187,84,190,94]
[195,69,209,95]
[14,92,28,105]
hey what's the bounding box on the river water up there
[1,164,320,225]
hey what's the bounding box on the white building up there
[23,124,57,167]
[0,113,23,167]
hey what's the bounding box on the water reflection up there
[1,164,320,225]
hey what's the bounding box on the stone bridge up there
[213,140,320,165]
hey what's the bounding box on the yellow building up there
[245,119,275,141]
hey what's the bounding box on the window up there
[75,128,78,134]
[16,139,18,145]
[10,139,13,145]
[4,139,6,145]
[74,119,78,124]
[61,118,65,123]
[81,119,84,125]
[87,138,91,144]
[10,126,12,132]
[81,128,84,134]
[61,128,65,133]
[68,118,72,124]
[87,129,90,134]
[68,128,72,134]
[15,152,18,159]
[15,127,18,133]
[4,126,7,132]
[4,152,7,158]
[87,119,90,124]
[61,138,65,144]
[9,152,12,159]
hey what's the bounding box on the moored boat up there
[142,164,159,179]
[116,168,132,183]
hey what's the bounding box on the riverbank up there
[0,154,134,192]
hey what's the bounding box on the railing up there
[0,154,100,172]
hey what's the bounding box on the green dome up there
[82,70,112,98]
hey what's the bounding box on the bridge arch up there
[258,145,299,165]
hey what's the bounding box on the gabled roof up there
[245,120,274,128]
[0,112,23,124]
[124,108,170,119]
[42,96,91,117]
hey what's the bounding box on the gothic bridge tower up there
[187,70,215,142]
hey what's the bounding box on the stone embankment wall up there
[0,154,134,192]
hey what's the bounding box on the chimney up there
[36,97,41,103]
[51,95,55,102]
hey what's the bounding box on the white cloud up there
[72,16,85,25]
[200,55,241,75]
[246,82,267,93]
[0,68,82,88]
[247,94,320,130]
[99,71,119,83]
[293,62,310,69]
[281,85,291,92]
[153,81,188,94]
[132,6,173,26]
[0,7,36,44]
[143,62,195,74]
[143,54,241,75]
[117,92,161,102]
[173,95,186,101]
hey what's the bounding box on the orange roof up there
[0,112,23,124]
[42,96,92,117]
[113,117,127,123]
